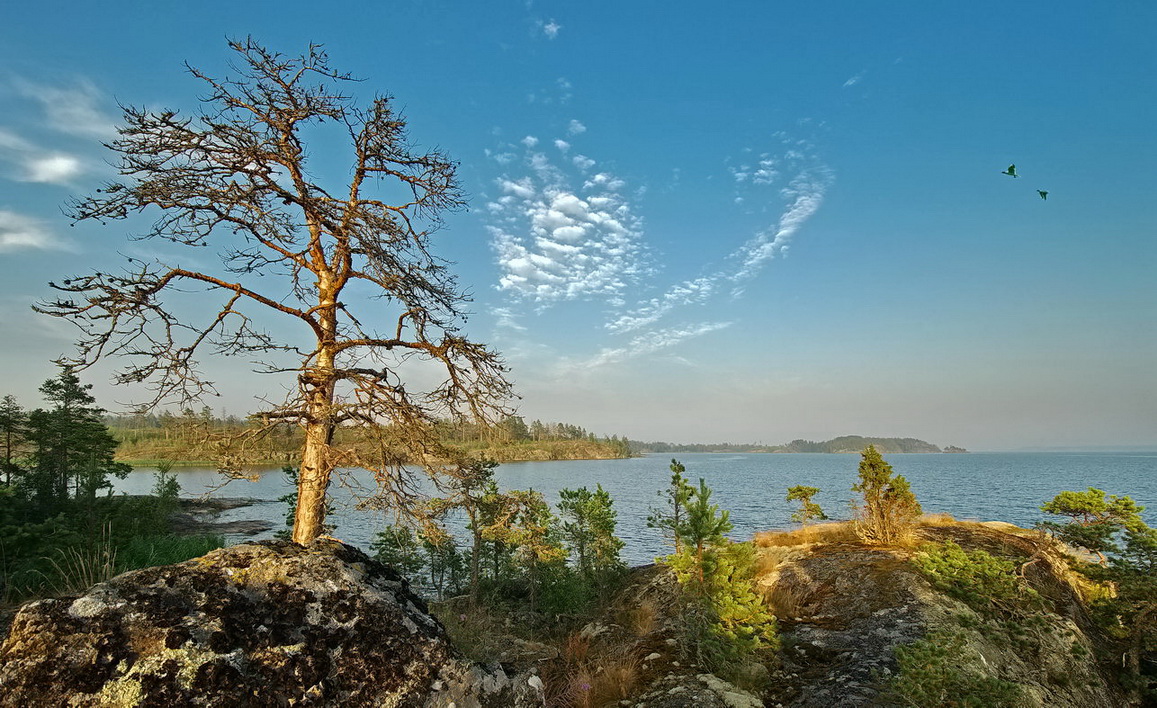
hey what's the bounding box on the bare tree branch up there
[37,38,514,543]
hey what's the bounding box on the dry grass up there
[545,636,641,708]
[917,512,958,526]
[431,604,509,663]
[555,656,640,708]
[763,582,805,621]
[754,521,857,548]
[561,631,592,665]
[622,599,658,637]
[755,545,799,576]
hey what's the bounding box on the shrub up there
[371,524,425,578]
[912,540,1043,619]
[1038,487,1144,563]
[785,485,828,525]
[882,629,1024,707]
[654,471,777,683]
[852,445,921,545]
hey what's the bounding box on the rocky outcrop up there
[755,522,1130,707]
[0,539,539,707]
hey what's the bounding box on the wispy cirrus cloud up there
[14,78,117,139]
[486,125,832,371]
[0,209,72,252]
[606,140,832,336]
[573,321,733,370]
[0,130,86,185]
[0,77,116,185]
[727,166,832,286]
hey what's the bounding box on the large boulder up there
[0,539,537,707]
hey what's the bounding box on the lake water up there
[112,452,1157,566]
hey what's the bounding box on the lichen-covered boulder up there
[0,539,535,707]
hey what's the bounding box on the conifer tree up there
[558,484,625,593]
[484,489,564,611]
[1039,487,1144,564]
[25,367,131,506]
[38,40,512,544]
[647,458,693,553]
[679,478,734,586]
[0,394,27,487]
[851,445,921,545]
[786,485,828,525]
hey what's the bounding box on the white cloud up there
[729,167,831,284]
[576,321,733,369]
[606,140,832,335]
[0,128,32,152]
[543,20,562,39]
[24,154,83,183]
[554,139,570,153]
[15,78,117,139]
[487,145,648,305]
[567,119,587,135]
[842,72,865,88]
[572,154,596,171]
[0,127,87,185]
[488,130,831,373]
[492,307,526,331]
[0,210,71,252]
[521,135,539,148]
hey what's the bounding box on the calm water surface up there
[113,452,1157,566]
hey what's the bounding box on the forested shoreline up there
[102,411,632,466]
[631,435,968,455]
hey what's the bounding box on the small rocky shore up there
[0,522,1137,706]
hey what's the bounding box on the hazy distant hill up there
[631,435,965,454]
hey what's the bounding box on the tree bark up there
[292,415,334,544]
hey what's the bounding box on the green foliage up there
[420,530,466,600]
[785,485,828,524]
[21,367,131,507]
[882,629,1024,707]
[657,470,775,681]
[647,458,694,553]
[557,484,626,595]
[1038,487,1144,561]
[371,524,425,578]
[0,394,28,487]
[481,489,566,612]
[912,541,1042,619]
[115,532,223,571]
[1044,489,1157,699]
[852,445,922,545]
[666,540,778,680]
[0,375,222,604]
[678,477,733,587]
[0,492,223,602]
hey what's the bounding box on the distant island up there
[630,435,967,455]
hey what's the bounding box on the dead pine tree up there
[36,39,513,544]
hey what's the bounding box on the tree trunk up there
[469,510,482,606]
[291,336,337,544]
[292,275,339,545]
[292,416,333,544]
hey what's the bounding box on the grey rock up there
[0,539,532,707]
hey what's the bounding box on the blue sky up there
[0,2,1154,450]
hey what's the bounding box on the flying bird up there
[1001,164,1018,178]
[1037,190,1048,200]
